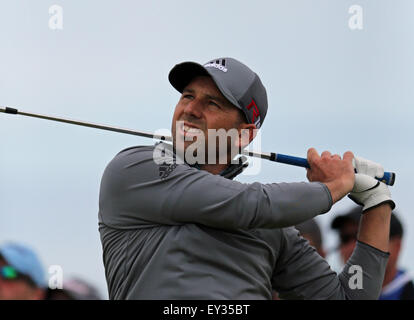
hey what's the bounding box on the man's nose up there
[183,99,203,119]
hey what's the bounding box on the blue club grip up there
[275,153,310,168]
[379,171,395,186]
[273,153,395,186]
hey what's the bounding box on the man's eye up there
[183,94,193,99]
[209,101,221,108]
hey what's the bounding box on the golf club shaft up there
[0,106,171,141]
[0,106,396,186]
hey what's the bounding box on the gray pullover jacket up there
[98,142,389,299]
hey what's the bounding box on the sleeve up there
[272,227,389,300]
[98,145,333,230]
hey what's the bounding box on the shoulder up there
[112,142,178,164]
[100,144,161,188]
[107,142,172,171]
[114,144,157,161]
[101,142,196,188]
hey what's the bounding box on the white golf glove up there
[353,156,384,179]
[348,174,395,212]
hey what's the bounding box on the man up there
[331,207,414,300]
[0,242,46,300]
[295,219,325,258]
[99,57,395,299]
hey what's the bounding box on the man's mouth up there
[178,122,203,138]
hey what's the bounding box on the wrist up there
[363,202,393,215]
[324,180,349,204]
[358,204,392,252]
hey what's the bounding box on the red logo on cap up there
[246,99,260,124]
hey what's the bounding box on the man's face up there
[0,258,43,300]
[171,76,248,164]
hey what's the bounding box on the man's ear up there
[235,123,257,149]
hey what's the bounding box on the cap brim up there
[168,61,242,111]
[168,62,210,93]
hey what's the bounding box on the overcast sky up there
[1,0,413,298]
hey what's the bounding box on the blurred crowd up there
[0,242,102,300]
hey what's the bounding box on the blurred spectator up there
[46,277,102,300]
[295,219,326,258]
[331,207,360,264]
[0,242,102,300]
[0,242,46,300]
[331,207,414,300]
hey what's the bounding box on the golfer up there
[98,57,395,299]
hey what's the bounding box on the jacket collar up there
[155,142,248,180]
